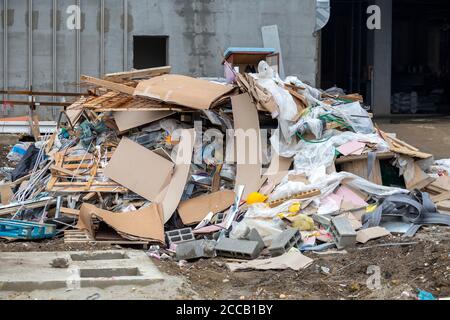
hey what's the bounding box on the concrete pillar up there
[373,0,392,116]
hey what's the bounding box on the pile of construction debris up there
[1,60,450,271]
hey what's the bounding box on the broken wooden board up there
[341,158,383,185]
[104,66,171,82]
[81,75,135,95]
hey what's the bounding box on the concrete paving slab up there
[0,250,165,291]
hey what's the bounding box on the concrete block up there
[244,228,265,252]
[175,240,216,261]
[215,238,262,260]
[165,228,195,245]
[269,228,302,257]
[330,216,357,250]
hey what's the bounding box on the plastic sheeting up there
[293,131,389,174]
[244,171,407,220]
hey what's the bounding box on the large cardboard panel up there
[160,129,196,223]
[232,93,263,200]
[134,74,234,110]
[104,138,174,202]
[114,110,174,132]
[177,190,235,225]
[260,155,293,193]
[77,203,164,243]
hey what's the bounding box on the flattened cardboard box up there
[104,138,174,202]
[77,203,165,243]
[232,93,263,200]
[134,74,234,110]
[158,129,196,223]
[114,110,175,132]
[177,190,235,225]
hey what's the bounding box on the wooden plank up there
[104,66,171,81]
[341,158,383,185]
[50,165,85,178]
[60,207,80,217]
[46,176,58,191]
[81,75,135,95]
[82,192,97,201]
[431,191,450,203]
[85,163,99,191]
[54,182,119,187]
[50,187,127,193]
[335,152,395,165]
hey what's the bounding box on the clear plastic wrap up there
[331,102,374,134]
[252,62,298,122]
[293,131,390,174]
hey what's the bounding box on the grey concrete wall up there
[0,0,317,120]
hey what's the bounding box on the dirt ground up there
[1,226,448,300]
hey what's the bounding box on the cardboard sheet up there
[232,93,263,200]
[0,184,13,205]
[134,74,234,110]
[177,190,235,225]
[104,138,174,202]
[114,110,174,132]
[337,141,366,156]
[77,203,164,243]
[356,227,391,244]
[334,185,368,207]
[226,250,313,272]
[262,156,292,186]
[160,129,196,223]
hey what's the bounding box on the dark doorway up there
[133,36,168,69]
[392,0,450,114]
[320,0,370,102]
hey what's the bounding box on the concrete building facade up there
[0,0,318,119]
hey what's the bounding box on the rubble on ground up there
[1,57,449,278]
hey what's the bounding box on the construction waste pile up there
[1,61,450,272]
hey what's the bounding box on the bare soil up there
[2,227,445,300]
[153,226,450,300]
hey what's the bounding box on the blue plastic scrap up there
[417,290,437,301]
[0,218,56,240]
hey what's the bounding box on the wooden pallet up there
[64,229,148,245]
[64,229,95,243]
[47,150,128,193]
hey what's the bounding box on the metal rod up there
[100,0,105,77]
[3,0,8,102]
[76,0,81,93]
[52,0,57,96]
[28,0,33,91]
[1,101,72,107]
[123,0,128,71]
[0,90,84,96]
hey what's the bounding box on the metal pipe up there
[76,0,81,92]
[52,0,57,95]
[3,0,8,103]
[123,0,128,71]
[28,0,33,91]
[100,0,105,77]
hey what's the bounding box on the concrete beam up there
[372,0,392,116]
